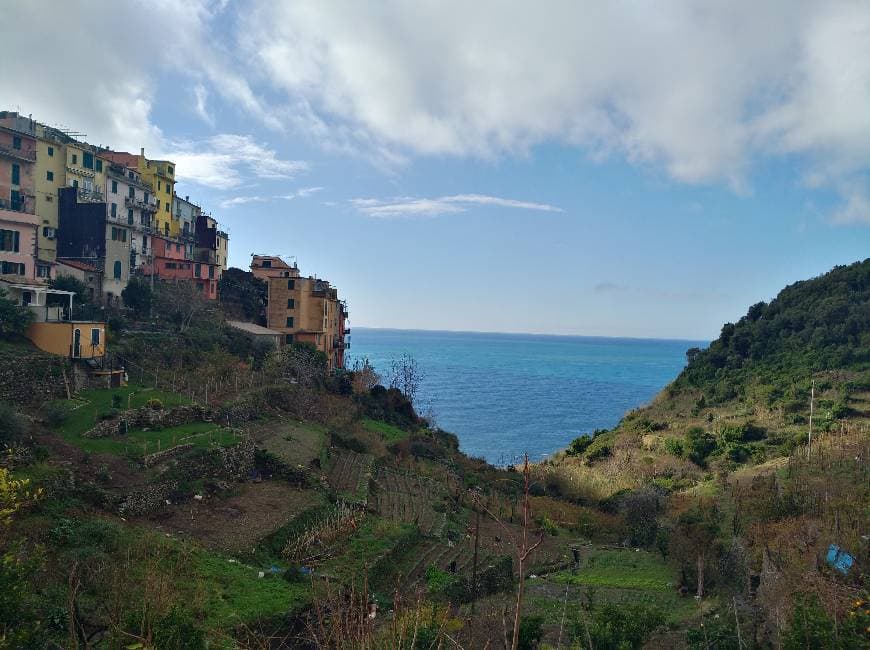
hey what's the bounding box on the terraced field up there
[371,468,446,535]
[327,449,374,499]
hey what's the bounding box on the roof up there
[57,259,101,273]
[1,282,74,295]
[227,320,283,337]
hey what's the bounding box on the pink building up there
[0,126,38,281]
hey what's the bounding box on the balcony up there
[77,187,104,203]
[0,196,34,214]
[124,196,158,213]
[0,143,36,163]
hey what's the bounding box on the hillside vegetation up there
[1,260,867,648]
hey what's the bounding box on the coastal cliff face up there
[1,259,868,648]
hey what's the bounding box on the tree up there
[266,342,327,387]
[218,268,267,323]
[121,277,152,319]
[388,353,424,405]
[50,275,90,305]
[670,500,722,598]
[153,281,209,333]
[0,287,33,339]
[350,356,381,394]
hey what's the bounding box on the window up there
[286,317,294,328]
[111,180,118,193]
[175,243,180,252]
[208,265,214,278]
[71,154,78,165]
[11,164,19,185]
[165,203,169,212]
[111,227,127,242]
[287,279,295,290]
[261,260,272,268]
[128,186,134,199]
[194,263,201,278]
[144,192,149,203]
[47,146,54,157]
[128,171,134,180]
[72,179,78,188]
[1,261,25,275]
[36,265,50,279]
[46,171,54,181]
[287,298,295,309]
[127,208,134,224]
[166,262,177,269]
[142,236,148,250]
[110,203,117,218]
[157,180,161,191]
[95,159,102,172]
[165,185,170,195]
[42,226,55,238]
[83,152,94,169]
[0,229,20,252]
[164,223,169,235]
[285,334,294,344]
[91,328,100,346]
[168,166,173,175]
[113,260,122,279]
[12,136,21,150]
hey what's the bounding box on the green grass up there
[47,386,239,457]
[52,385,189,437]
[321,516,417,581]
[362,418,411,443]
[553,548,676,591]
[193,550,310,626]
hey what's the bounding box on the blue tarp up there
[826,544,854,574]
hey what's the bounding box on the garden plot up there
[145,481,322,553]
[327,449,374,498]
[371,468,445,535]
[247,419,326,468]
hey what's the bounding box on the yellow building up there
[1,281,105,359]
[137,151,176,237]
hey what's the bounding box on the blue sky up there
[3,1,868,339]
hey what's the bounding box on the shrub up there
[0,402,26,443]
[145,398,164,410]
[517,615,544,650]
[41,402,69,427]
[583,603,665,649]
[687,427,716,467]
[663,437,684,457]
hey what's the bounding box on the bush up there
[41,402,69,427]
[145,398,164,410]
[517,615,544,650]
[0,402,27,443]
[663,437,684,457]
[583,602,665,649]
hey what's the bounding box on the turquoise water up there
[349,328,705,465]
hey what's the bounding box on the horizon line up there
[349,325,709,344]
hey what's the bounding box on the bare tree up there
[153,280,211,333]
[351,356,381,394]
[472,454,544,650]
[389,353,424,405]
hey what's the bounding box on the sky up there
[2,1,868,340]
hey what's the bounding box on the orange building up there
[250,255,348,369]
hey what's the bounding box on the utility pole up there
[807,378,815,459]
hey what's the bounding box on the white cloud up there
[277,186,324,200]
[351,194,562,218]
[193,84,214,126]
[168,134,308,189]
[243,0,870,216]
[221,186,324,208]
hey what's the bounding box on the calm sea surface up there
[349,328,706,465]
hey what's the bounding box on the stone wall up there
[142,443,195,468]
[118,481,178,517]
[83,404,218,438]
[0,347,68,405]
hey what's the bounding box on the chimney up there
[140,147,145,157]
[185,195,189,201]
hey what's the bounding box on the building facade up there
[250,255,348,369]
[0,125,39,282]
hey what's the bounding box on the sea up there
[348,328,706,466]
